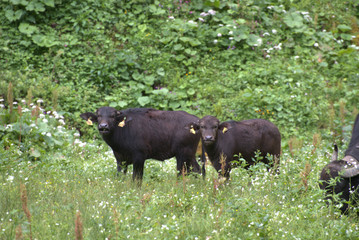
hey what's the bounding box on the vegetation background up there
[1,0,359,239]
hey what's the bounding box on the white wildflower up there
[168,16,175,20]
[217,33,222,37]
[7,176,14,182]
[272,29,277,34]
[208,9,216,15]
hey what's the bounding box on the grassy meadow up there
[1,0,359,239]
[1,112,359,239]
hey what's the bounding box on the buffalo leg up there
[113,151,128,175]
[132,156,145,185]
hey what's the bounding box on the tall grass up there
[1,137,359,239]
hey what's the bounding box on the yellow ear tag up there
[222,127,228,134]
[86,118,93,126]
[118,117,126,127]
[190,125,196,134]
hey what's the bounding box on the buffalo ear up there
[219,122,232,134]
[116,111,133,127]
[80,112,98,125]
[185,122,200,135]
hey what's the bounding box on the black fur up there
[192,115,281,179]
[81,107,201,183]
[319,114,359,213]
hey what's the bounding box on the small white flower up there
[229,37,234,40]
[213,39,218,44]
[266,55,270,58]
[168,16,175,20]
[7,176,14,182]
[43,118,48,123]
[74,132,80,137]
[294,56,300,59]
[13,102,18,105]
[37,99,44,103]
[272,29,277,34]
[314,42,319,47]
[198,17,205,22]
[0,99,4,102]
[229,31,233,35]
[188,20,197,25]
[217,33,222,37]
[200,12,208,17]
[0,104,4,108]
[46,132,52,137]
[39,114,45,118]
[208,9,216,15]
[21,100,26,104]
[274,43,282,50]
[59,119,65,125]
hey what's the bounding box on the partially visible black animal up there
[81,107,201,183]
[319,114,359,213]
[191,115,281,179]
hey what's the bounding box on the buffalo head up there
[80,107,130,135]
[190,115,232,146]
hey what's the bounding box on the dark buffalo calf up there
[191,115,281,179]
[81,107,201,183]
[319,114,359,213]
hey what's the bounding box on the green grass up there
[1,139,359,239]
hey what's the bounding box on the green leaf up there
[175,55,186,61]
[137,96,150,106]
[246,34,262,46]
[118,101,128,108]
[26,1,45,12]
[143,75,155,85]
[189,39,201,47]
[187,89,195,95]
[30,148,41,158]
[173,44,184,51]
[283,12,304,28]
[5,9,24,22]
[337,24,352,32]
[340,33,353,41]
[19,23,38,36]
[43,0,55,7]
[180,37,191,43]
[156,68,165,76]
[32,34,58,47]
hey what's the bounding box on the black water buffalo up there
[191,115,281,179]
[319,114,359,213]
[81,107,201,183]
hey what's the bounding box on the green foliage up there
[1,0,358,138]
[0,100,76,163]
